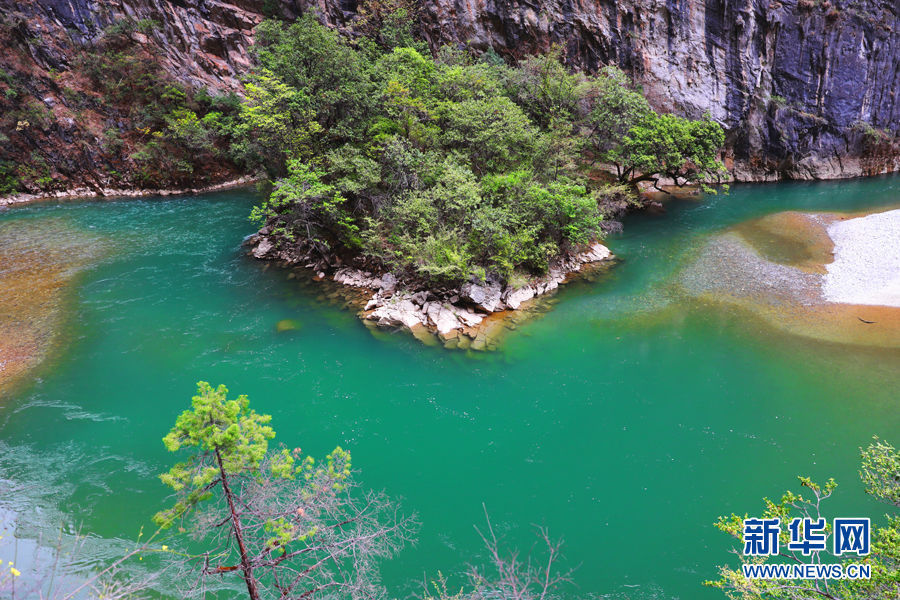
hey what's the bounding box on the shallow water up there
[0,176,898,599]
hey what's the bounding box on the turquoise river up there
[0,175,898,599]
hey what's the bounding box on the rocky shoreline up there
[0,176,260,208]
[247,233,613,349]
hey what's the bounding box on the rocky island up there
[249,230,612,348]
[0,0,897,349]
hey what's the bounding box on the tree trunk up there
[216,448,261,600]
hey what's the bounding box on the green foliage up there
[504,46,583,128]
[154,382,275,528]
[708,438,900,599]
[250,160,360,250]
[615,112,728,193]
[0,160,20,194]
[851,120,893,143]
[242,16,726,286]
[585,66,727,192]
[15,152,55,191]
[75,28,242,188]
[355,0,425,54]
[585,66,652,160]
[861,437,900,508]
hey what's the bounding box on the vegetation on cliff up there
[241,14,726,287]
[0,16,242,195]
[0,4,726,287]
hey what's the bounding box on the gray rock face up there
[7,0,895,185]
[0,0,262,92]
[412,0,899,180]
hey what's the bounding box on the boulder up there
[503,286,536,310]
[460,281,503,312]
[578,242,612,263]
[455,308,484,328]
[378,272,398,291]
[369,296,426,329]
[251,238,273,258]
[433,306,461,335]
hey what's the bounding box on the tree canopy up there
[155,382,414,600]
[707,437,900,599]
[236,15,727,287]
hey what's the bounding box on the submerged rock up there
[275,319,301,333]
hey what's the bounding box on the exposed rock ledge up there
[249,237,613,349]
[0,176,259,208]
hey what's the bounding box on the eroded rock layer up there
[0,0,897,194]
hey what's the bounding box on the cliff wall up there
[412,0,900,180]
[0,0,896,195]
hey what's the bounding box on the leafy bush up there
[74,27,242,188]
[246,15,726,286]
[0,160,20,194]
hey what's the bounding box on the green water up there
[0,176,898,599]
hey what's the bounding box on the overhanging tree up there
[154,382,415,600]
[707,437,900,599]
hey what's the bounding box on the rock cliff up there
[411,0,899,180]
[0,0,896,195]
[0,0,260,196]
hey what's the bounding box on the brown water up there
[0,218,108,397]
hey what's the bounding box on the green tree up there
[505,47,584,128]
[614,112,727,192]
[438,96,538,176]
[251,159,360,253]
[231,71,321,175]
[707,438,900,599]
[155,382,414,600]
[584,67,727,193]
[241,15,726,289]
[584,66,651,160]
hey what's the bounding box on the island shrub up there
[243,15,727,287]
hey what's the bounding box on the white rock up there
[578,242,612,263]
[252,238,273,258]
[432,306,461,335]
[455,308,484,327]
[504,286,536,310]
[370,297,424,329]
[460,281,503,312]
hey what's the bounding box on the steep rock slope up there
[0,0,897,197]
[0,0,261,196]
[413,0,899,180]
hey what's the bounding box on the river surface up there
[0,176,898,599]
